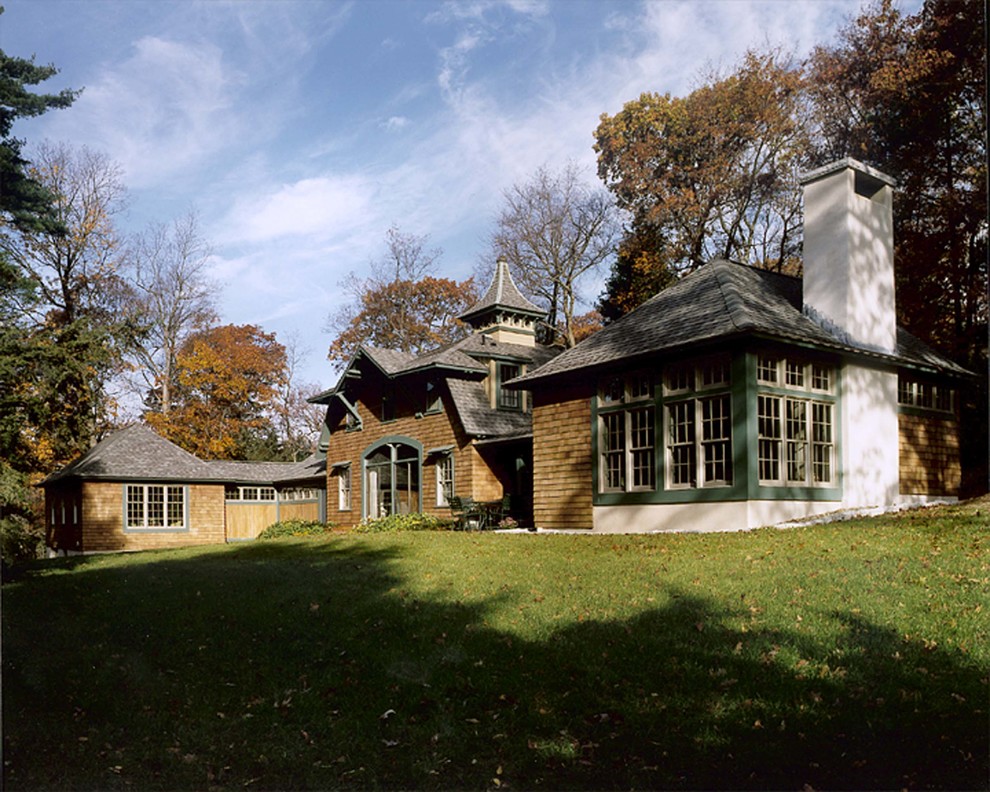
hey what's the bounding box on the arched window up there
[364,440,421,519]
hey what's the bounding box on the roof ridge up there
[710,259,751,333]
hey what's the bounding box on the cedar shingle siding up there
[532,384,593,530]
[899,413,962,496]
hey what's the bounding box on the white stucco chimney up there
[800,158,898,354]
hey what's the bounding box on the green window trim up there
[591,349,844,507]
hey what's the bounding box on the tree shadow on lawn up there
[3,539,986,791]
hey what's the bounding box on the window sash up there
[126,484,185,530]
[498,364,522,410]
[338,466,352,511]
[758,395,834,486]
[436,455,454,507]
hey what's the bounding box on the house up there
[510,159,969,532]
[42,424,326,553]
[313,260,559,528]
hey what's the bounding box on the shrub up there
[257,520,334,540]
[1,515,44,565]
[354,513,454,533]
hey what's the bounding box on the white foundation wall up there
[840,363,900,509]
[593,499,841,533]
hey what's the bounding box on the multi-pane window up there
[629,407,656,489]
[701,395,732,484]
[757,395,781,481]
[126,484,185,530]
[756,354,835,487]
[663,357,733,489]
[282,487,319,501]
[898,374,955,413]
[785,360,805,388]
[436,454,454,507]
[757,355,779,384]
[338,465,352,511]
[667,401,695,487]
[225,486,276,501]
[601,411,627,490]
[498,363,522,410]
[598,372,655,493]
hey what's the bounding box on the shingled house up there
[42,424,325,553]
[313,260,558,528]
[511,159,968,532]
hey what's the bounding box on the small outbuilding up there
[42,424,325,554]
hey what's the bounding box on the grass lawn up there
[3,499,988,790]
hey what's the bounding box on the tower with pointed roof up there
[458,259,546,348]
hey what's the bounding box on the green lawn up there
[3,500,988,790]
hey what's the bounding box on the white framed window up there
[665,394,733,489]
[598,372,656,493]
[435,454,454,507]
[225,486,275,502]
[898,374,955,413]
[126,484,186,530]
[337,465,352,511]
[756,353,835,487]
[758,395,834,486]
[662,357,733,490]
[757,355,780,385]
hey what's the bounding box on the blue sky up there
[2,0,911,392]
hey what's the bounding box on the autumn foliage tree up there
[595,50,809,317]
[806,0,987,491]
[147,324,288,460]
[326,226,476,366]
[0,141,131,470]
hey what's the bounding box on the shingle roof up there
[42,424,216,484]
[43,425,327,486]
[459,259,545,325]
[446,379,534,437]
[205,456,326,485]
[514,258,968,386]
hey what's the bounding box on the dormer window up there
[498,363,522,410]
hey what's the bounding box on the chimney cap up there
[799,158,897,189]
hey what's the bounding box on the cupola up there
[458,259,546,347]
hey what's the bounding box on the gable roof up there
[43,424,326,486]
[514,258,968,387]
[458,258,545,325]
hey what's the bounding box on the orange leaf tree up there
[594,50,809,318]
[147,324,287,459]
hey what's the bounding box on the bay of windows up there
[898,374,955,413]
[595,353,838,498]
[225,486,276,501]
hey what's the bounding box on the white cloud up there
[41,35,244,189]
[219,175,378,244]
[381,116,411,131]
